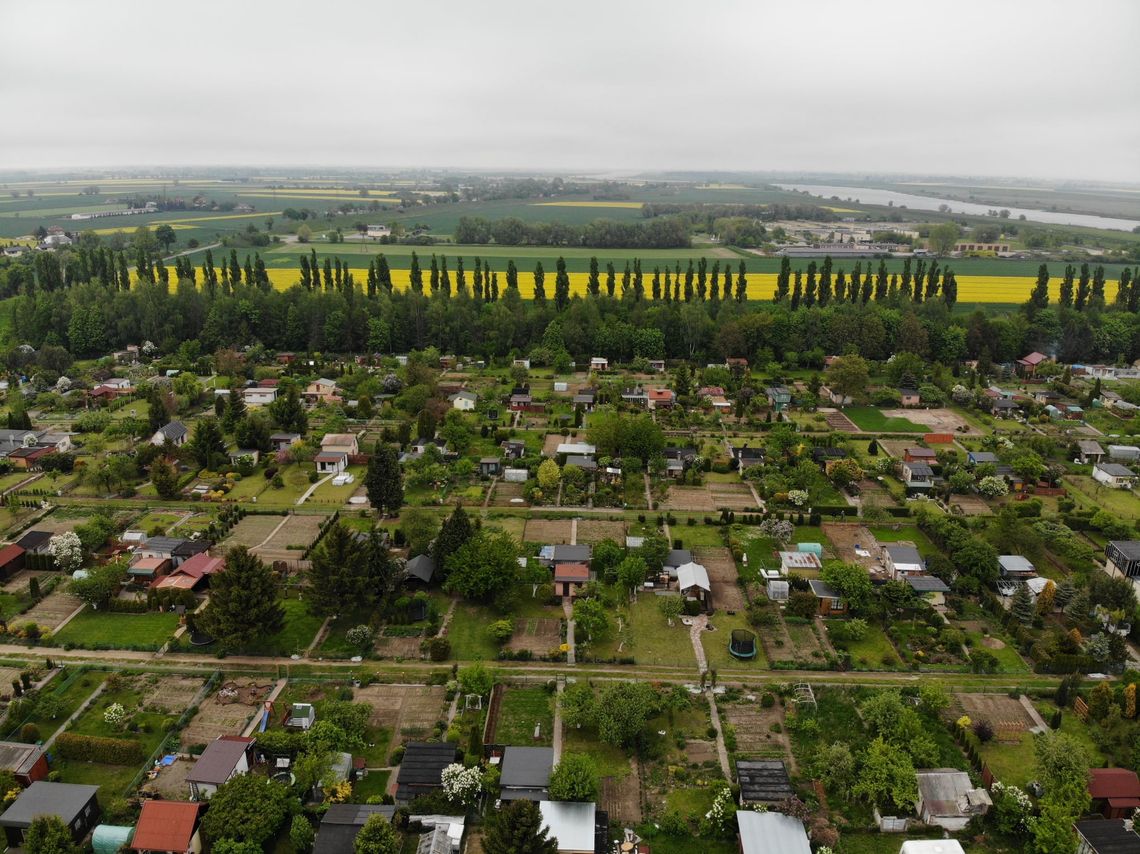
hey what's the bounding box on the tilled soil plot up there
[353,683,448,742]
[694,547,746,611]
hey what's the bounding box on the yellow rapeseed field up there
[237,193,399,203]
[238,188,397,197]
[149,212,284,225]
[140,268,1117,304]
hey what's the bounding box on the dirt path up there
[552,678,564,761]
[482,477,497,509]
[305,618,332,658]
[643,473,653,508]
[706,690,732,779]
[1019,695,1049,732]
[251,514,292,550]
[43,682,105,751]
[296,475,334,506]
[689,615,708,673]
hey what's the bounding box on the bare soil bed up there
[825,411,859,432]
[708,482,760,510]
[374,633,424,659]
[951,495,993,516]
[761,613,825,666]
[353,683,448,743]
[489,481,526,507]
[256,514,324,564]
[575,519,626,544]
[220,515,284,550]
[22,590,81,632]
[601,766,643,824]
[180,678,273,748]
[822,523,884,572]
[952,692,1035,739]
[1,570,52,594]
[506,617,562,655]
[723,699,795,771]
[880,407,978,435]
[662,486,715,512]
[139,675,205,713]
[523,519,573,544]
[694,547,746,611]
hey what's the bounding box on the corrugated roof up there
[186,737,252,785]
[0,782,98,828]
[501,746,553,790]
[539,801,596,851]
[736,811,810,854]
[736,760,794,803]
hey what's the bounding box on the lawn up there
[587,596,695,668]
[239,596,325,657]
[562,727,630,778]
[702,610,768,670]
[978,704,1103,788]
[55,759,141,797]
[962,630,1029,673]
[70,676,178,759]
[495,687,555,746]
[349,769,391,802]
[670,523,726,549]
[446,603,500,661]
[844,407,925,433]
[1063,475,1140,520]
[4,670,106,743]
[826,621,899,669]
[53,609,180,651]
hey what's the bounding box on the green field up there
[53,609,180,650]
[844,407,926,433]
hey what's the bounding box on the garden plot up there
[575,519,626,544]
[825,410,859,433]
[490,481,526,507]
[32,514,100,535]
[821,523,883,572]
[662,486,715,512]
[220,515,285,550]
[952,693,1036,741]
[523,519,572,544]
[601,772,642,824]
[506,618,562,656]
[140,675,205,713]
[723,700,795,769]
[353,684,447,743]
[373,631,425,659]
[21,590,81,632]
[762,614,826,666]
[951,495,992,516]
[707,482,760,510]
[179,679,273,749]
[876,439,917,459]
[255,514,325,564]
[693,547,746,611]
[1,570,51,594]
[880,408,978,435]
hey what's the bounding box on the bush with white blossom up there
[103,703,127,727]
[701,784,737,836]
[990,781,1032,833]
[345,625,373,649]
[759,519,795,544]
[441,763,483,806]
[787,489,809,508]
[977,476,1009,498]
[48,532,84,574]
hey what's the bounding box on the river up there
[774,183,1140,232]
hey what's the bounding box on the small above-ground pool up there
[729,628,758,660]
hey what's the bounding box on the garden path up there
[1019,695,1049,733]
[296,474,335,506]
[250,514,292,550]
[705,689,731,779]
[305,618,332,658]
[689,614,708,672]
[552,678,564,762]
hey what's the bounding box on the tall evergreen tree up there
[1075,262,1091,310]
[1090,264,1105,309]
[735,261,747,302]
[791,271,802,310]
[455,257,466,296]
[429,254,439,295]
[684,260,694,301]
[409,251,422,293]
[1113,266,1131,309]
[201,546,285,649]
[621,261,631,299]
[308,522,370,616]
[804,261,817,307]
[365,445,404,516]
[587,257,600,297]
[696,257,707,300]
[506,259,518,293]
[440,255,451,297]
[651,267,661,301]
[942,270,958,309]
[473,258,484,301]
[875,259,889,301]
[533,261,545,302]
[484,800,558,854]
[1029,263,1050,312]
[554,257,570,310]
[605,262,616,298]
[1059,263,1075,308]
[434,504,476,580]
[376,253,392,292]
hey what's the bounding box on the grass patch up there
[587,596,695,668]
[350,769,391,802]
[495,687,554,746]
[4,670,106,743]
[703,610,768,670]
[238,596,324,657]
[446,603,500,661]
[671,524,726,549]
[54,759,141,796]
[53,609,180,651]
[827,621,899,669]
[562,727,630,778]
[845,407,925,433]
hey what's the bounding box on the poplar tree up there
[875,259,889,301]
[533,262,546,302]
[651,267,661,301]
[409,251,422,293]
[554,257,570,310]
[1029,263,1050,311]
[440,255,451,297]
[1059,263,1075,308]
[605,262,616,297]
[506,259,518,292]
[791,271,803,310]
[1075,262,1091,309]
[455,257,466,296]
[587,257,600,296]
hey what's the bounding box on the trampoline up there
[729,628,758,660]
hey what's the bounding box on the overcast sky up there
[3,0,1138,182]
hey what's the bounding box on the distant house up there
[304,378,339,406]
[1088,768,1140,819]
[479,457,502,477]
[228,448,259,467]
[898,388,921,407]
[736,810,810,854]
[736,759,795,805]
[449,390,477,411]
[676,562,711,610]
[137,536,209,568]
[821,385,853,406]
[270,432,302,452]
[322,433,359,456]
[903,447,937,464]
[1016,351,1049,377]
[900,461,934,491]
[314,805,396,854]
[130,800,202,854]
[1074,818,1140,854]
[967,451,999,467]
[621,387,649,407]
[564,455,596,472]
[808,579,846,615]
[14,530,51,555]
[991,398,1020,418]
[1093,462,1137,489]
[241,386,278,406]
[554,442,596,460]
[501,439,526,459]
[404,554,436,585]
[0,742,47,787]
[0,782,100,848]
[728,443,765,470]
[154,552,224,592]
[395,742,458,805]
[1109,445,1140,462]
[0,545,24,582]
[186,736,254,800]
[509,393,535,412]
[572,390,596,410]
[998,555,1037,579]
[884,544,924,579]
[663,548,693,579]
[589,357,608,372]
[545,544,592,569]
[151,421,188,447]
[915,768,991,831]
[512,358,531,370]
[905,575,951,605]
[765,386,792,412]
[315,451,348,475]
[1106,540,1140,582]
[554,562,590,598]
[648,388,675,410]
[500,746,554,802]
[647,359,666,372]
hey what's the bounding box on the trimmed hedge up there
[54,732,146,766]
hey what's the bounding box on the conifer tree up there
[201,546,285,649]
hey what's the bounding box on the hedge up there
[54,732,146,765]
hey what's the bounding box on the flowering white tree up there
[977,476,1009,498]
[103,703,127,727]
[47,532,84,574]
[441,763,483,807]
[787,489,809,508]
[702,784,737,835]
[759,519,795,544]
[345,625,373,650]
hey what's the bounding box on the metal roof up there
[186,737,252,785]
[1075,819,1140,854]
[500,746,553,792]
[539,800,596,852]
[736,810,810,854]
[736,760,795,804]
[405,555,436,583]
[0,782,98,828]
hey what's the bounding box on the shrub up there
[972,719,995,743]
[427,637,451,662]
[54,732,145,765]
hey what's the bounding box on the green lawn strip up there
[349,769,391,802]
[4,671,107,743]
[445,604,500,661]
[0,592,26,621]
[53,609,180,651]
[962,631,1030,673]
[826,621,900,669]
[670,524,726,549]
[1063,475,1140,519]
[588,597,695,668]
[703,611,768,671]
[317,609,376,659]
[54,759,141,796]
[561,727,630,778]
[495,686,554,746]
[844,407,925,433]
[69,680,177,759]
[238,597,324,657]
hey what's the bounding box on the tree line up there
[452,215,691,248]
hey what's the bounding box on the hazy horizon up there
[3,0,1138,183]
